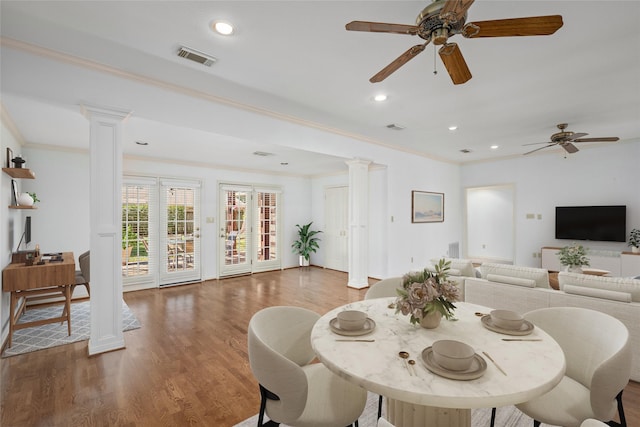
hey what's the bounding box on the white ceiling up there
[1,1,639,176]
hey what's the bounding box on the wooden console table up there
[2,252,75,348]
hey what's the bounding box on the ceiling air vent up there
[253,151,274,157]
[386,123,405,131]
[460,149,472,153]
[177,46,216,67]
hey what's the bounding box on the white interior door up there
[324,186,348,272]
[159,179,201,286]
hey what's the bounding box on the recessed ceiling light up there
[135,141,148,146]
[212,21,234,36]
[374,94,387,102]
[448,126,458,131]
[490,145,499,150]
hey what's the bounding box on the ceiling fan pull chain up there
[433,44,438,75]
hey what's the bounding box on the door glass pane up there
[224,190,248,266]
[122,185,150,278]
[256,192,278,262]
[166,187,195,273]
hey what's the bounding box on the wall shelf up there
[8,205,37,209]
[2,168,35,179]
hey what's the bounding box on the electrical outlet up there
[537,214,542,220]
[206,217,215,223]
[533,252,537,258]
[526,213,535,219]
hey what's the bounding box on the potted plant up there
[291,222,322,266]
[557,242,590,273]
[629,228,640,253]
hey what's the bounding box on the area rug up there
[2,300,141,357]
[233,391,559,427]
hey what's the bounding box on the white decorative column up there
[347,159,370,289]
[82,104,131,355]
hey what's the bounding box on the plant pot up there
[565,265,583,274]
[17,193,34,206]
[419,311,442,329]
[632,246,640,254]
[299,255,310,267]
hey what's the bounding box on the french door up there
[159,180,201,286]
[218,184,281,277]
[122,177,201,288]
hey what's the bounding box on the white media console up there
[541,246,640,277]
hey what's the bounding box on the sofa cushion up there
[563,284,632,302]
[486,273,536,288]
[430,258,476,277]
[480,263,550,289]
[558,272,640,302]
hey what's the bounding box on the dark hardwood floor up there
[1,267,638,426]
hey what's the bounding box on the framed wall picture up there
[412,191,444,223]
[6,147,13,168]
[11,179,19,206]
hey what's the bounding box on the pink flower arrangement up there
[395,259,460,325]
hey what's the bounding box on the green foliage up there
[557,243,590,267]
[122,225,138,250]
[27,192,40,203]
[291,222,322,261]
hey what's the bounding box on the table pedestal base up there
[387,398,471,427]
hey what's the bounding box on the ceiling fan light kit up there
[346,0,563,85]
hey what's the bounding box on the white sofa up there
[464,263,640,381]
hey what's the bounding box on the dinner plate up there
[481,315,535,336]
[329,317,376,336]
[421,347,487,380]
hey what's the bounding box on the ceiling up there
[1,1,639,176]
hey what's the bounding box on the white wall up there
[1,122,25,342]
[311,151,462,279]
[461,141,640,267]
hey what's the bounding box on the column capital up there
[346,158,372,168]
[81,103,132,122]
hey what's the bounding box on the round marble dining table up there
[311,299,566,427]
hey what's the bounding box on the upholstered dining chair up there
[514,307,631,427]
[364,277,402,300]
[72,250,90,297]
[364,277,402,419]
[248,306,367,427]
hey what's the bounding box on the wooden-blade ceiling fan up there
[523,123,620,155]
[346,0,563,85]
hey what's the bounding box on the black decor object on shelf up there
[11,156,26,168]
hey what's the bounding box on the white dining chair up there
[248,306,367,427]
[364,277,402,300]
[515,307,631,427]
[364,277,402,418]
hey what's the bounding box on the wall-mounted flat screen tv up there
[555,205,626,242]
